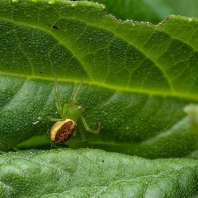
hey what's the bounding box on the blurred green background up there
[88,0,198,24]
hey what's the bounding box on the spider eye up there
[78,106,85,113]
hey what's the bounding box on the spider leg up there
[47,116,64,122]
[72,77,84,104]
[54,73,63,117]
[81,116,100,134]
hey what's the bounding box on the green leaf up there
[88,0,198,24]
[0,149,198,197]
[0,0,198,158]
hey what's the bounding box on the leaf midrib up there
[1,71,197,101]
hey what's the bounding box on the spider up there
[48,74,100,143]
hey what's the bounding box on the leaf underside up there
[0,0,198,158]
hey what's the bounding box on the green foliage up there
[1,149,198,197]
[1,0,198,196]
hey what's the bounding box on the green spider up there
[48,74,100,143]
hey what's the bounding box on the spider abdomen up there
[50,119,77,143]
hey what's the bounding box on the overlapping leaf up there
[0,149,198,197]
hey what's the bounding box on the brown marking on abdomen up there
[54,120,76,143]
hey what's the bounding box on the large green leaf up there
[0,149,198,197]
[0,0,198,158]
